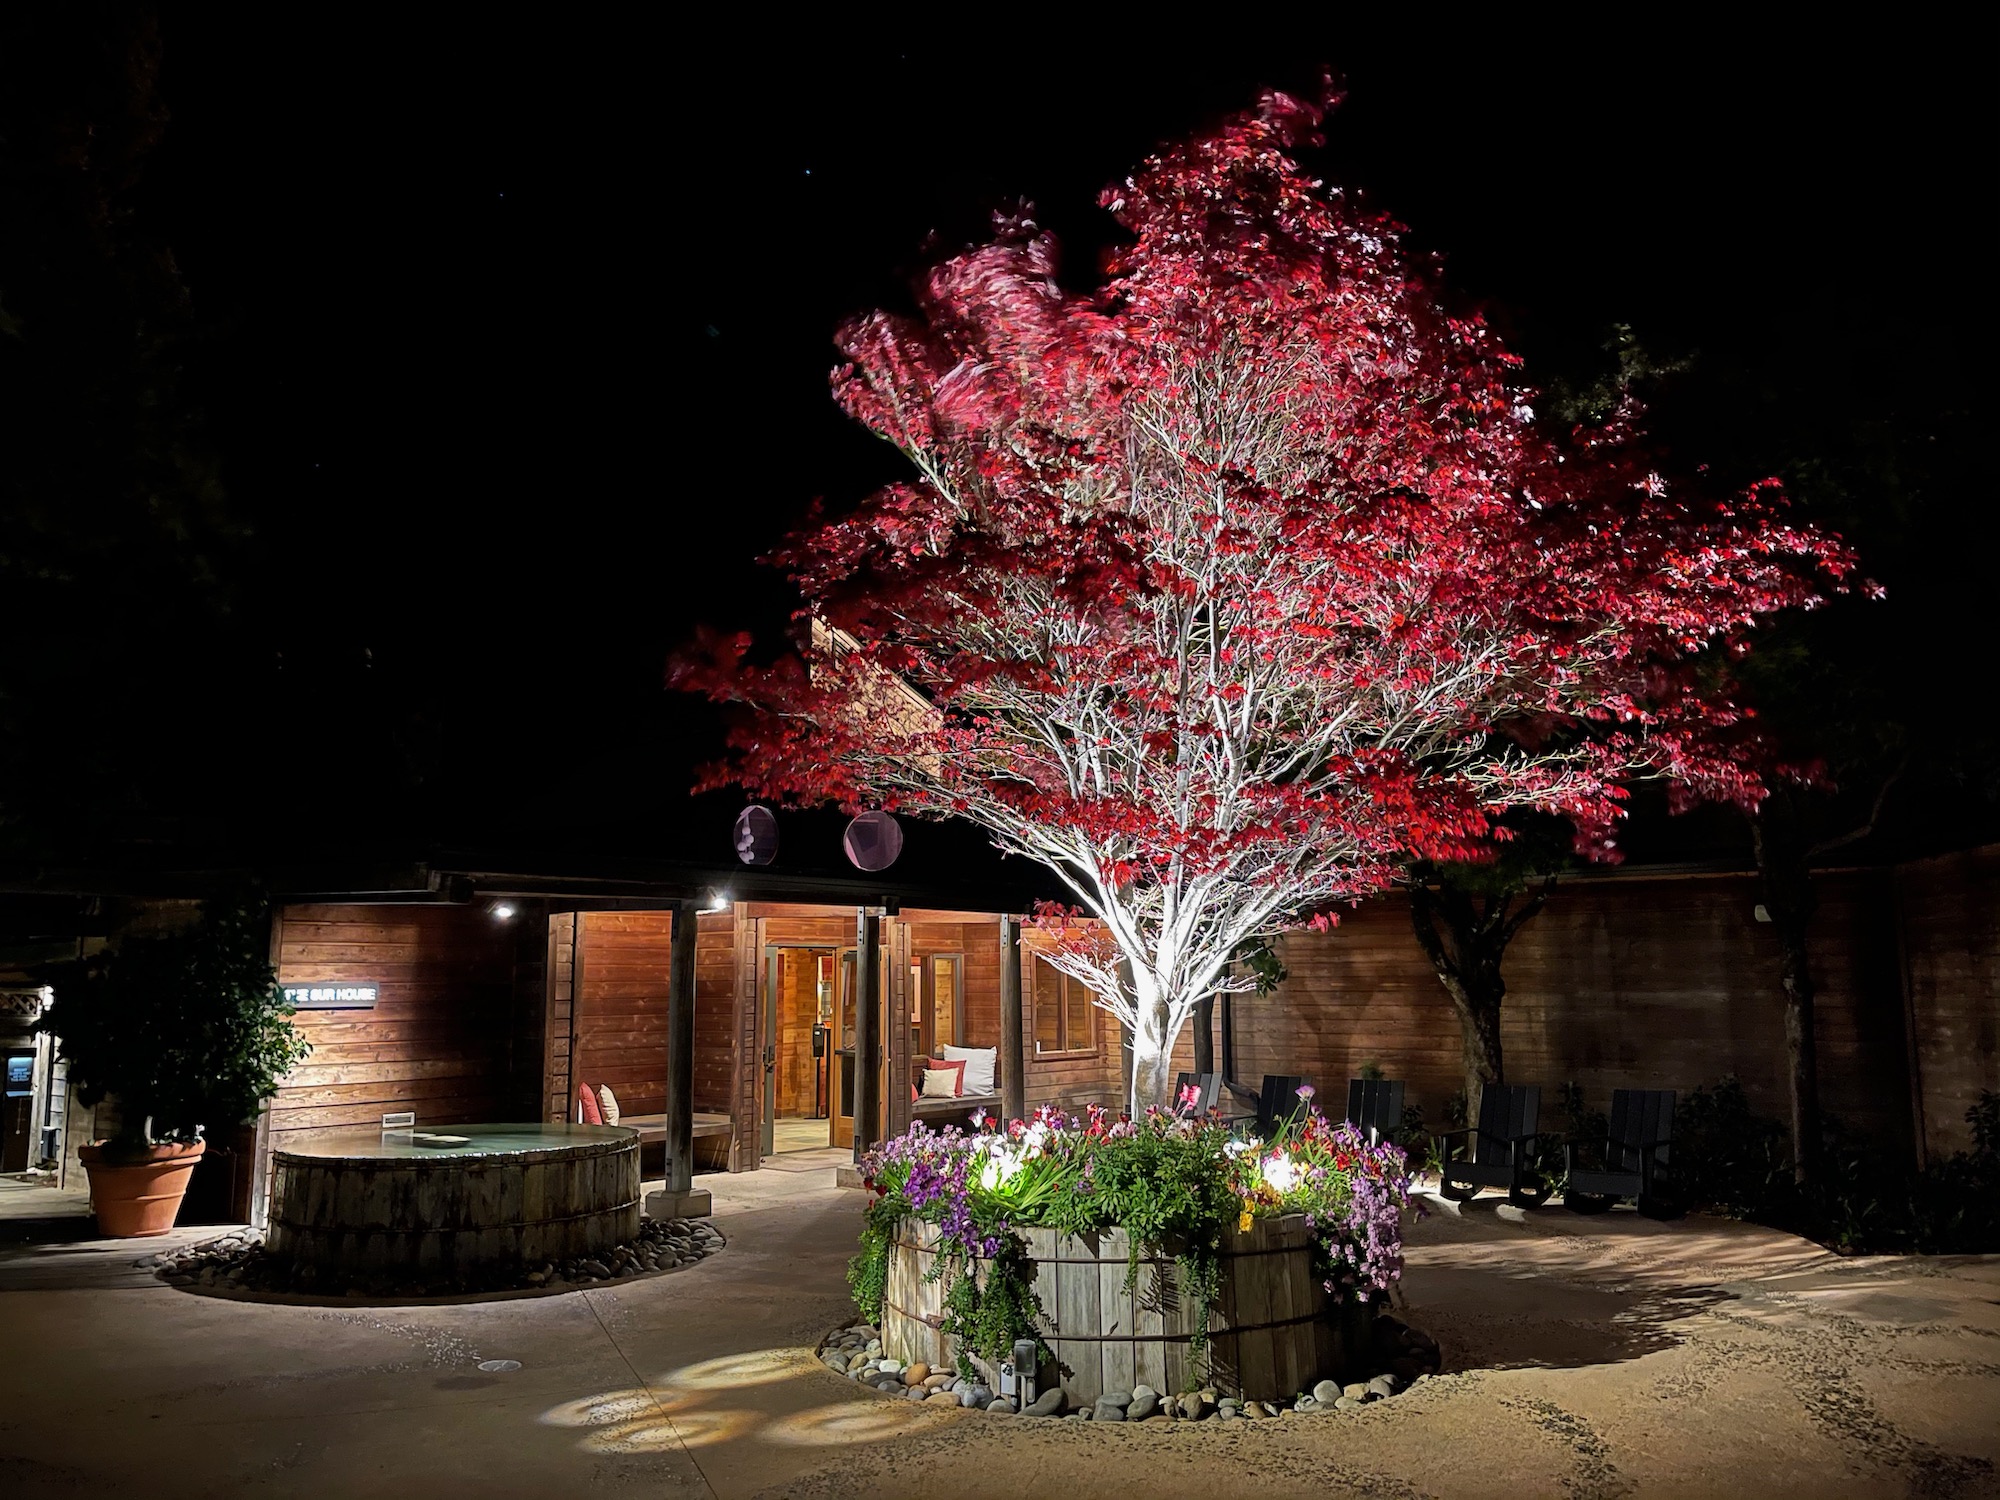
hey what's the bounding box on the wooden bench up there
[613,1112,733,1173]
[616,1111,734,1145]
[911,1094,999,1132]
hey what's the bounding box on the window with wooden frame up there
[1031,955,1096,1057]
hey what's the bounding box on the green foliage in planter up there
[848,1212,893,1325]
[37,894,312,1152]
[1038,1115,1239,1340]
[938,1231,1047,1380]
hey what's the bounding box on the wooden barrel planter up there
[267,1123,640,1279]
[884,1215,1375,1404]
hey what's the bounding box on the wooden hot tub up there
[266,1123,639,1279]
[884,1214,1374,1403]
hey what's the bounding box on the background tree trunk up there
[1409,874,1553,1114]
[1455,968,1507,1106]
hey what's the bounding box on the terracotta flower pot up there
[79,1139,207,1237]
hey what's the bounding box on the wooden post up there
[853,907,881,1160]
[665,898,698,1193]
[645,898,712,1218]
[887,913,913,1138]
[1220,991,1236,1084]
[1000,915,1026,1124]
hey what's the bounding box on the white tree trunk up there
[1125,968,1181,1116]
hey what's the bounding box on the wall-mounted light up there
[702,891,731,914]
[491,902,517,922]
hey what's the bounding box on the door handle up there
[763,1044,776,1070]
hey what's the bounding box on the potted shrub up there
[37,895,312,1237]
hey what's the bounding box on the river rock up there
[1313,1379,1342,1406]
[1127,1391,1160,1421]
[1335,1395,1361,1411]
[987,1398,1014,1414]
[1093,1398,1126,1422]
[1367,1375,1397,1399]
[962,1385,993,1408]
[1023,1387,1066,1418]
[902,1362,930,1386]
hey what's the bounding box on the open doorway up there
[762,946,835,1156]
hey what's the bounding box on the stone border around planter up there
[141,1215,725,1304]
[815,1314,1441,1421]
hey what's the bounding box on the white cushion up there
[941,1045,996,1097]
[920,1067,961,1100]
[597,1084,621,1125]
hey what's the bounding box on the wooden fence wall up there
[1897,845,2000,1157]
[1230,859,1999,1160]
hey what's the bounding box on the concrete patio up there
[1,1161,1994,1499]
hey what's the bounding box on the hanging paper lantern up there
[843,810,903,872]
[733,805,779,866]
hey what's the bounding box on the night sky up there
[3,13,1992,875]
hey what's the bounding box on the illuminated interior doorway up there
[762,946,835,1156]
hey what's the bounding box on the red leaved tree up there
[678,85,1853,1113]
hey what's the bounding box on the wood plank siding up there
[573,911,675,1119]
[272,905,539,1151]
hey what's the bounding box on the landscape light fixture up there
[491,902,517,921]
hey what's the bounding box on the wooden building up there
[9,836,1996,1224]
[261,894,1158,1197]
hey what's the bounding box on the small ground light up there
[478,1359,522,1373]
[491,903,516,921]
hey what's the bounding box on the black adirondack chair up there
[1433,1083,1550,1207]
[1345,1077,1406,1146]
[1173,1070,1223,1114]
[1564,1089,1680,1218]
[1257,1074,1313,1136]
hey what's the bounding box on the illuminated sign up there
[282,981,380,1010]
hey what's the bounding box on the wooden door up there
[1,1052,33,1173]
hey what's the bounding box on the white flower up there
[976,1138,1023,1191]
[1261,1152,1299,1194]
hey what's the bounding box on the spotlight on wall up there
[491,902,517,921]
